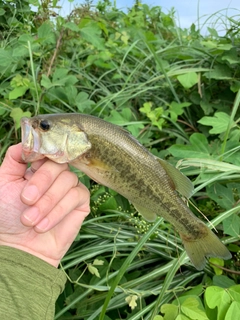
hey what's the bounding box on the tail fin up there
[180,226,232,270]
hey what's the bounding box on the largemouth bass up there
[21,113,231,270]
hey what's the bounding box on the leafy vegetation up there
[0,0,240,319]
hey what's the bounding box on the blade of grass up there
[150,251,190,319]
[221,89,240,157]
[27,41,39,115]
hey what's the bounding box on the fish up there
[20,113,231,270]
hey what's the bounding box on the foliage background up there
[0,0,240,319]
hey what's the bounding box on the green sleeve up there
[0,246,66,319]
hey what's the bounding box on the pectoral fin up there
[133,203,157,222]
[156,158,194,199]
[71,155,119,185]
[83,157,119,173]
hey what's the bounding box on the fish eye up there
[39,119,50,131]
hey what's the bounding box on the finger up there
[34,183,90,233]
[21,160,69,205]
[21,170,79,226]
[47,206,90,259]
[23,158,47,181]
[0,143,27,181]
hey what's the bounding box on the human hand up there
[0,143,90,267]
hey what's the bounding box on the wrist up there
[0,241,60,267]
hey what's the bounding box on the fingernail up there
[35,217,49,232]
[23,207,39,224]
[22,185,39,202]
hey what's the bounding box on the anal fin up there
[133,203,157,222]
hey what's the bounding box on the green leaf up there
[206,183,234,210]
[198,112,233,134]
[12,45,29,57]
[106,109,132,125]
[0,8,6,16]
[169,133,211,159]
[169,101,191,122]
[139,102,165,130]
[223,214,240,237]
[222,48,239,64]
[201,40,218,49]
[10,108,31,130]
[161,304,179,320]
[181,297,208,319]
[209,257,224,275]
[212,275,236,288]
[9,87,28,100]
[76,92,95,112]
[181,284,203,297]
[177,72,198,89]
[52,68,69,81]
[176,315,189,320]
[64,22,79,32]
[200,101,213,115]
[229,285,240,301]
[42,69,78,89]
[225,301,240,320]
[0,48,14,67]
[205,286,231,319]
[66,86,78,105]
[41,75,52,89]
[37,22,55,45]
[80,23,105,50]
[207,27,218,38]
[230,81,240,93]
[206,65,232,80]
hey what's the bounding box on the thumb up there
[0,143,27,181]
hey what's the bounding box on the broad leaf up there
[205,286,231,320]
[177,72,198,89]
[161,303,179,320]
[198,112,234,134]
[223,214,240,237]
[37,22,55,45]
[206,65,232,80]
[206,183,234,209]
[225,301,240,320]
[80,23,105,50]
[181,297,208,319]
[169,133,211,159]
[10,108,31,130]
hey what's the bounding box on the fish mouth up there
[21,117,44,162]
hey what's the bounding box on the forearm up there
[0,246,66,319]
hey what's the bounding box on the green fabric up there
[0,246,66,319]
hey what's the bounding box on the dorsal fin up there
[156,158,194,199]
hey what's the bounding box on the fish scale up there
[21,113,232,270]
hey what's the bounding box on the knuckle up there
[74,186,90,212]
[61,170,77,183]
[38,191,57,214]
[37,169,53,185]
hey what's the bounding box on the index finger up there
[21,160,70,205]
[0,143,27,181]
